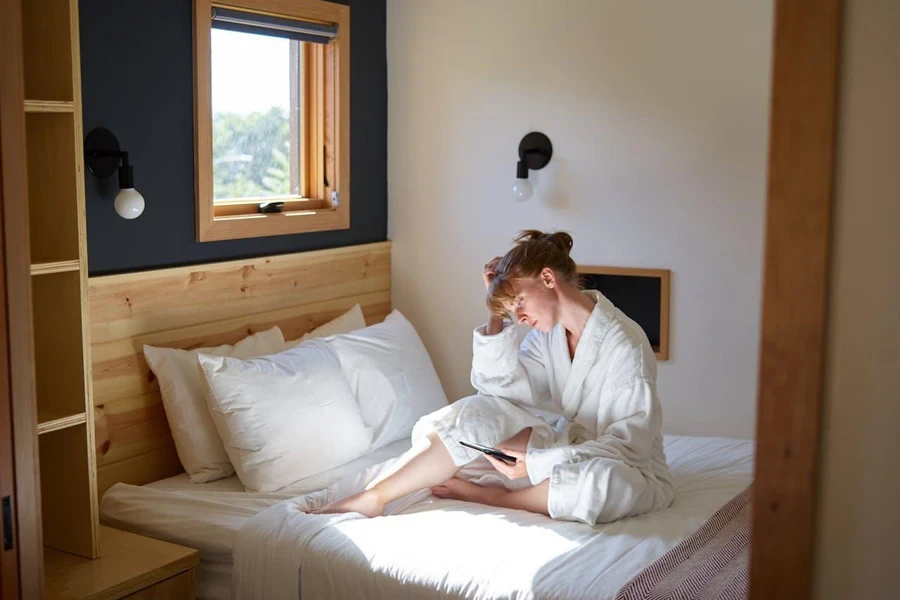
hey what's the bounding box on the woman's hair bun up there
[513,230,573,256]
[546,231,573,255]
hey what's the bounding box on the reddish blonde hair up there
[487,230,578,317]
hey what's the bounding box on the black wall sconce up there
[513,131,553,202]
[84,127,145,219]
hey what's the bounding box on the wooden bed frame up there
[88,241,391,498]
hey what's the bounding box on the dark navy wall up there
[79,0,386,275]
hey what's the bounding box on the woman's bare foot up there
[309,489,386,518]
[430,477,506,506]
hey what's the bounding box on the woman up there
[314,230,674,525]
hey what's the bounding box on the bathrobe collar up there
[555,289,616,416]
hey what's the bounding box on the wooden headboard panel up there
[89,242,391,497]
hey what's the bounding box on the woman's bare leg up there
[495,427,532,454]
[430,427,550,516]
[311,427,536,517]
[431,478,550,516]
[311,430,459,517]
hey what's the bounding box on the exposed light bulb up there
[115,188,145,219]
[512,178,533,202]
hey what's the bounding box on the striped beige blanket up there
[616,484,753,600]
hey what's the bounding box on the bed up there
[89,243,753,599]
[100,435,753,600]
[100,439,414,600]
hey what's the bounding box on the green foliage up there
[213,106,293,199]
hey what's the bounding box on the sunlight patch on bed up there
[330,507,582,588]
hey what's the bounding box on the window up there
[211,29,301,202]
[194,0,350,241]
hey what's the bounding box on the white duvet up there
[233,435,753,600]
[101,435,753,600]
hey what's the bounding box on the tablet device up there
[459,440,517,464]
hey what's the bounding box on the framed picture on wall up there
[578,266,671,361]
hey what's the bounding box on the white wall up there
[814,0,900,596]
[387,0,772,438]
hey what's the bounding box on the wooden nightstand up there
[44,526,199,599]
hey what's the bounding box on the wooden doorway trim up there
[0,157,18,600]
[0,0,43,596]
[750,1,842,599]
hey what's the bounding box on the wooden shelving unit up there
[37,407,87,436]
[21,0,99,560]
[24,100,76,114]
[30,259,82,276]
[44,527,199,599]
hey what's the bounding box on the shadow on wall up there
[533,157,575,212]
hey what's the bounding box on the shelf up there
[26,112,80,262]
[37,406,86,435]
[39,423,98,558]
[22,0,98,563]
[32,271,87,425]
[30,259,81,276]
[24,100,75,113]
[21,0,74,103]
[44,527,199,599]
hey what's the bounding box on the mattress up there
[101,435,754,600]
[101,439,414,600]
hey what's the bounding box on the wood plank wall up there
[89,242,391,497]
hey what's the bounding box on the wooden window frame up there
[193,0,350,242]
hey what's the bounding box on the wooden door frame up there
[0,0,43,596]
[750,1,842,598]
[0,156,19,600]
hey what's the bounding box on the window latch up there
[331,191,340,207]
[257,201,285,214]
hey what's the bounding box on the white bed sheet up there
[101,436,753,600]
[101,439,413,600]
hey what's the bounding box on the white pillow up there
[324,310,448,450]
[285,304,366,348]
[197,341,373,493]
[143,326,285,483]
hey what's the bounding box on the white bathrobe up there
[413,290,674,525]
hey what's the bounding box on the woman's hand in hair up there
[482,256,502,291]
[485,449,528,479]
[483,256,506,335]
